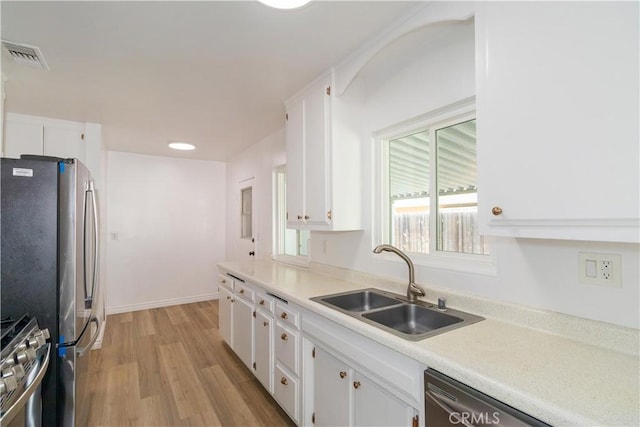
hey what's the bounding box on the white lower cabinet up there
[232,295,254,369]
[254,309,273,392]
[275,364,299,422]
[313,345,417,427]
[218,284,233,346]
[353,371,416,427]
[313,347,352,426]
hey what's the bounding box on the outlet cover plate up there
[578,252,622,287]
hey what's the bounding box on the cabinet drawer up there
[275,323,299,374]
[218,274,233,291]
[274,364,299,423]
[275,303,299,328]
[235,282,254,302]
[254,290,274,314]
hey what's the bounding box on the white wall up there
[106,151,226,313]
[225,129,285,261]
[224,16,640,329]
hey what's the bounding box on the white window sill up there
[372,249,497,276]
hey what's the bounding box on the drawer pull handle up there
[263,321,268,326]
[339,371,347,379]
[281,377,288,386]
[353,381,361,389]
[280,312,288,319]
[491,206,503,216]
[304,215,310,220]
[239,289,244,294]
[221,279,226,284]
[281,333,288,341]
[297,215,303,220]
[226,296,231,300]
[259,299,265,305]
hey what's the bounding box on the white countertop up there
[218,260,639,427]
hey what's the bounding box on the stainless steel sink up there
[318,289,401,312]
[311,288,483,341]
[362,304,462,335]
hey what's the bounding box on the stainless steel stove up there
[0,314,50,427]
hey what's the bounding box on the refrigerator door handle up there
[83,181,99,310]
[82,184,90,308]
[89,181,99,309]
[76,316,100,357]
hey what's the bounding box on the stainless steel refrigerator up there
[1,156,100,427]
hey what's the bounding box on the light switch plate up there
[578,252,622,287]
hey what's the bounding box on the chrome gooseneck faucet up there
[372,244,426,303]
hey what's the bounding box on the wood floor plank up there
[164,304,190,325]
[132,309,156,337]
[237,378,296,427]
[199,364,261,426]
[87,300,293,427]
[133,334,164,399]
[157,341,218,420]
[174,323,220,369]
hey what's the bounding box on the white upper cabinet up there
[4,113,86,162]
[475,2,639,243]
[285,71,362,231]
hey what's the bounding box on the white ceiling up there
[1,1,419,161]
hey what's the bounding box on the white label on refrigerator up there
[13,168,34,177]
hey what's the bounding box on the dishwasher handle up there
[426,389,475,427]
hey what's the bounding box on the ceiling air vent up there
[1,40,49,70]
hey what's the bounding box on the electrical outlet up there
[579,253,622,287]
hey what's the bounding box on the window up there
[274,166,310,265]
[240,186,252,239]
[376,101,492,272]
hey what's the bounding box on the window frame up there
[372,97,496,275]
[272,165,310,267]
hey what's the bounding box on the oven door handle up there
[426,389,475,427]
[0,343,51,426]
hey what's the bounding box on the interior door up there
[238,178,256,260]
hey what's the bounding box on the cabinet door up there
[43,124,86,162]
[218,286,233,347]
[314,347,352,427]
[286,100,305,228]
[232,296,254,369]
[476,2,639,242]
[303,81,330,228]
[4,120,43,159]
[353,372,415,427]
[254,310,273,393]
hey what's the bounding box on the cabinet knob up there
[353,381,361,389]
[221,279,226,284]
[263,321,268,326]
[297,215,303,220]
[239,289,244,294]
[339,371,347,379]
[281,377,288,386]
[491,206,503,216]
[259,299,265,305]
[281,333,288,341]
[280,312,288,319]
[226,296,231,300]
[304,215,310,220]
[231,299,235,303]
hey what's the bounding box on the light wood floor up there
[87,300,295,426]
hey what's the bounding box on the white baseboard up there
[106,292,220,315]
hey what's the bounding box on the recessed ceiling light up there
[168,142,196,151]
[258,0,312,10]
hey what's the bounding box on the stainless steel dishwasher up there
[425,369,550,426]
